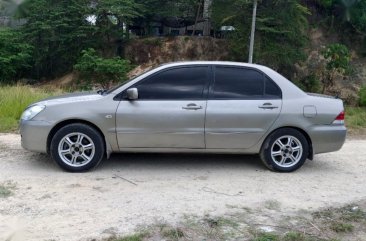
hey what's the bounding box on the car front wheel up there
[50,123,105,172]
[260,128,309,172]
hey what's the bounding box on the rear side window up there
[134,66,208,100]
[265,76,282,98]
[212,67,281,99]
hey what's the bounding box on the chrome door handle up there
[258,103,278,109]
[182,103,202,110]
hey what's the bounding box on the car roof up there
[161,61,266,69]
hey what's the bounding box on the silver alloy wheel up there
[58,132,95,167]
[270,135,303,168]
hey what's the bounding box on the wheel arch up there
[47,119,107,156]
[262,126,313,160]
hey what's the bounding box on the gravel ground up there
[0,134,365,241]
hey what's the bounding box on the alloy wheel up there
[58,132,95,167]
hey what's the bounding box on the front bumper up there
[308,125,347,154]
[20,120,53,153]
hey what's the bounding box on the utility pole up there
[248,0,257,64]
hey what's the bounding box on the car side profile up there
[20,61,346,172]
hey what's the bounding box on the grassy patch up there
[345,107,366,129]
[330,222,354,233]
[252,232,279,241]
[0,85,57,132]
[0,181,16,198]
[108,233,147,241]
[312,204,365,238]
[161,227,185,240]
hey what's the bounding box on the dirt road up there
[0,134,365,241]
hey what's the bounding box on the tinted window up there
[213,67,264,99]
[134,67,208,100]
[265,76,282,98]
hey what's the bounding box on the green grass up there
[0,85,56,132]
[161,227,185,240]
[345,107,366,129]
[253,233,279,241]
[109,233,147,241]
[330,222,354,233]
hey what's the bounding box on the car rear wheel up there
[260,128,309,172]
[50,123,105,172]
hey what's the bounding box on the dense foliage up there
[0,28,32,83]
[211,0,310,76]
[19,0,96,79]
[74,48,132,88]
[315,0,366,35]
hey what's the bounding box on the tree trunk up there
[192,0,203,36]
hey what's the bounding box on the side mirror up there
[126,88,138,100]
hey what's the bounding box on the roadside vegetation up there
[106,202,366,241]
[0,85,56,132]
[346,107,366,129]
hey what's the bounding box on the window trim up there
[208,65,282,100]
[117,65,212,101]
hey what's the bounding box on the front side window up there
[212,67,281,99]
[134,66,208,100]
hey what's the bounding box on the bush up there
[294,74,322,93]
[0,28,33,83]
[360,86,366,107]
[322,43,350,71]
[74,48,132,88]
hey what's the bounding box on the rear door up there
[115,66,210,149]
[205,66,282,149]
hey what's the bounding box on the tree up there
[0,28,32,83]
[316,0,366,34]
[88,0,144,58]
[134,0,198,36]
[211,0,309,77]
[340,0,361,22]
[18,0,95,79]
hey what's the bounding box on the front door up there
[205,66,282,149]
[115,66,210,149]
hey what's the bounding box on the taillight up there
[332,111,345,125]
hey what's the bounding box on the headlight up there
[21,105,46,121]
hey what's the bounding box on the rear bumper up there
[20,120,53,153]
[308,125,347,154]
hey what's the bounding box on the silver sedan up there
[20,61,346,172]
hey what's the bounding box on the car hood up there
[36,92,103,106]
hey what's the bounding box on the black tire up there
[50,123,105,172]
[260,128,309,172]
